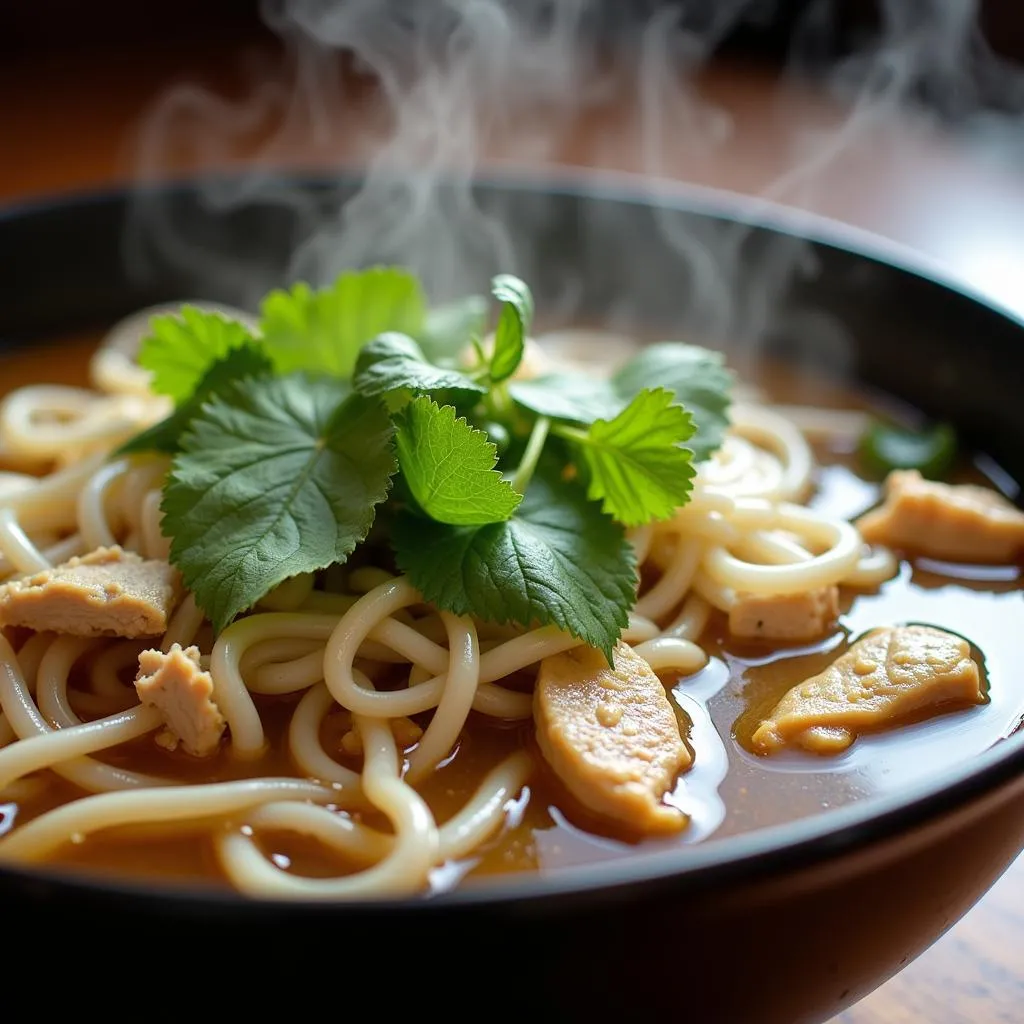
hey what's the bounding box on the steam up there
[127,0,609,305]
[123,0,1021,383]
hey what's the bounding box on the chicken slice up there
[729,586,839,641]
[0,546,181,638]
[534,641,691,835]
[135,644,226,757]
[752,625,983,755]
[857,469,1024,562]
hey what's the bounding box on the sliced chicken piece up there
[857,469,1024,563]
[729,586,839,641]
[0,546,181,638]
[534,641,691,835]
[752,625,983,755]
[135,644,226,757]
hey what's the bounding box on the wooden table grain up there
[3,40,1022,1024]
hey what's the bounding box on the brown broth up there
[1,332,1022,893]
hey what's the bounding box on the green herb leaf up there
[565,388,696,527]
[488,275,533,383]
[259,267,425,379]
[393,466,636,659]
[119,343,273,455]
[859,419,958,480]
[613,343,732,461]
[139,307,257,403]
[508,374,613,423]
[418,295,488,365]
[162,374,396,632]
[394,397,521,526]
[510,341,732,461]
[353,333,487,401]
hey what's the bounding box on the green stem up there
[511,416,550,494]
[489,381,513,419]
[552,423,589,446]
[470,336,488,370]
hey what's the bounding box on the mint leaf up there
[259,267,425,379]
[511,341,732,462]
[568,388,696,527]
[489,275,533,383]
[393,467,636,659]
[613,343,732,461]
[118,344,273,455]
[419,295,488,365]
[139,307,257,403]
[162,374,396,632]
[353,333,486,401]
[394,397,521,526]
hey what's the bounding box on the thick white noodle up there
[405,612,479,783]
[324,578,557,721]
[632,637,707,675]
[287,683,363,792]
[76,457,133,549]
[0,778,335,861]
[0,704,163,792]
[0,634,171,792]
[0,508,51,575]
[728,403,814,500]
[217,673,439,900]
[702,502,861,595]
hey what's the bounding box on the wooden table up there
[3,39,1022,1024]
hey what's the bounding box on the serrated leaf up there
[394,397,520,526]
[392,467,636,660]
[353,333,486,401]
[613,343,733,461]
[139,307,257,403]
[510,341,732,462]
[259,267,425,379]
[161,374,396,632]
[489,275,533,383]
[118,344,273,455]
[418,295,488,365]
[571,388,696,526]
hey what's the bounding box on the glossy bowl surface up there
[2,175,1023,1021]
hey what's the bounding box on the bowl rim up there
[1,170,1023,912]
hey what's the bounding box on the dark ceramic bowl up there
[2,175,1023,1021]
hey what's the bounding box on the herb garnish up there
[124,268,732,659]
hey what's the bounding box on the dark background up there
[5,1,1024,117]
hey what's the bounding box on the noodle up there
[0,311,911,900]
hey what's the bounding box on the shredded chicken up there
[534,641,691,835]
[752,625,983,755]
[135,644,226,757]
[857,470,1024,562]
[729,586,840,641]
[0,546,181,637]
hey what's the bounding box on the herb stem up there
[552,423,590,446]
[511,416,551,494]
[489,382,513,419]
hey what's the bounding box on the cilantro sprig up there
[124,267,732,659]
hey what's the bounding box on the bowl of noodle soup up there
[1,176,1023,1021]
